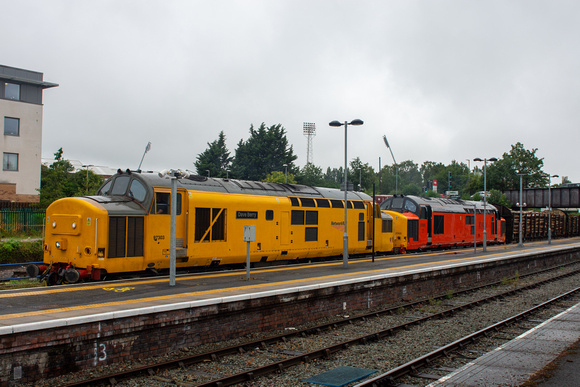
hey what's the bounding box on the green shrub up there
[0,239,43,264]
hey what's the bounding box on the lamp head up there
[473,158,482,162]
[383,135,390,148]
[329,120,343,127]
[349,119,364,126]
[489,157,498,162]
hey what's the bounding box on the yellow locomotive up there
[31,170,399,284]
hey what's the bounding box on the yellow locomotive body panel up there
[41,171,396,283]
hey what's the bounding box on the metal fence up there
[0,208,45,233]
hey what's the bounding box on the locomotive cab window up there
[99,180,112,196]
[111,176,130,196]
[266,210,274,220]
[154,192,181,215]
[128,180,147,202]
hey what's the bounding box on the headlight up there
[52,222,56,228]
[55,241,61,249]
[72,222,76,229]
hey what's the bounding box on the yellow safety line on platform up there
[0,250,450,298]
[0,241,572,300]
[0,245,507,298]
[0,243,573,321]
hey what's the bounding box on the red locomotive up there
[379,195,505,251]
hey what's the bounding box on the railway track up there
[356,288,580,386]
[46,262,580,387]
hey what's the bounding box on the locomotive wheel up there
[64,269,81,284]
[26,264,40,278]
[43,272,58,286]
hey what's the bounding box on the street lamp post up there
[81,164,94,195]
[473,157,497,252]
[283,164,288,184]
[544,174,559,244]
[516,173,527,247]
[383,135,398,195]
[358,168,362,191]
[158,169,190,286]
[329,119,364,268]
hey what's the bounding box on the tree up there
[194,131,232,178]
[322,167,342,189]
[349,158,374,192]
[230,123,297,181]
[380,160,421,195]
[39,148,103,207]
[487,189,511,207]
[295,163,323,186]
[264,170,297,184]
[487,142,545,190]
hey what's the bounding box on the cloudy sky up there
[4,1,580,182]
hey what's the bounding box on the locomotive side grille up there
[127,217,144,257]
[108,216,144,258]
[109,216,126,258]
[408,219,419,241]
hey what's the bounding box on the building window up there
[3,153,18,171]
[4,83,20,100]
[4,117,19,136]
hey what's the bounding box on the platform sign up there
[243,225,256,241]
[433,179,438,193]
[243,225,256,280]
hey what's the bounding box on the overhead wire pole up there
[383,135,398,195]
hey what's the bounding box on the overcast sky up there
[4,1,580,182]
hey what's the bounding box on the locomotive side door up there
[149,189,188,263]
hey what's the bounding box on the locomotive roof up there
[382,194,498,213]
[103,170,373,202]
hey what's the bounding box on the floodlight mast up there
[303,122,316,165]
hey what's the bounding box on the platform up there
[427,299,580,386]
[2,239,580,385]
[1,239,580,333]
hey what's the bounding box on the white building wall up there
[0,99,43,198]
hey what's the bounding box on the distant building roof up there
[41,158,118,177]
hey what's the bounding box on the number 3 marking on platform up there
[96,343,107,361]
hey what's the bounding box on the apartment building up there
[0,65,58,202]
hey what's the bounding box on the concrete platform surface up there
[427,300,580,386]
[1,239,578,333]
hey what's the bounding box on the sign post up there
[243,225,256,280]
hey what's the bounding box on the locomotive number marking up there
[103,287,135,292]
